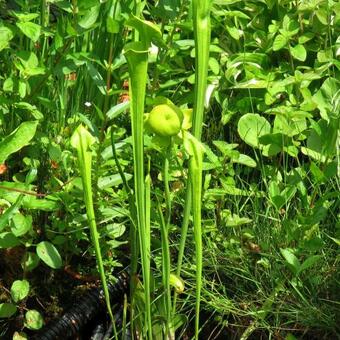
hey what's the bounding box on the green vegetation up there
[0,0,339,339]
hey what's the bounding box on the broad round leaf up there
[0,232,20,248]
[290,44,307,61]
[13,331,28,340]
[13,332,28,340]
[0,121,38,164]
[16,22,41,42]
[237,114,271,148]
[36,241,62,269]
[273,34,288,51]
[0,26,14,51]
[22,252,40,272]
[11,280,30,302]
[11,213,32,237]
[0,303,17,318]
[24,310,44,330]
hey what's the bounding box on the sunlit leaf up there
[36,241,62,269]
[0,121,38,164]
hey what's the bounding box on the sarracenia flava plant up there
[176,0,212,338]
[124,15,164,340]
[70,125,116,333]
[183,131,205,340]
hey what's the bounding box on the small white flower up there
[149,43,159,56]
[85,102,92,107]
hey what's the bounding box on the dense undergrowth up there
[0,0,339,339]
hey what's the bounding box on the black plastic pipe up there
[32,271,129,340]
[90,321,106,340]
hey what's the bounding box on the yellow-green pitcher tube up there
[125,42,152,340]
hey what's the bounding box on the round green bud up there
[147,104,183,137]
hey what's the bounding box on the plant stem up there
[162,147,173,338]
[186,133,204,340]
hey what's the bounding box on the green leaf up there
[98,173,132,190]
[105,223,126,239]
[290,44,307,61]
[106,101,130,120]
[16,22,41,42]
[86,62,107,95]
[316,8,328,25]
[13,331,28,340]
[237,114,271,148]
[0,303,17,318]
[12,12,39,22]
[22,252,40,272]
[231,154,257,167]
[3,77,14,92]
[273,34,288,51]
[15,102,44,120]
[225,214,252,227]
[0,194,23,232]
[0,232,20,248]
[298,32,314,44]
[312,78,340,122]
[208,57,220,75]
[24,310,44,330]
[11,213,32,237]
[70,124,96,150]
[11,280,30,303]
[226,25,242,40]
[298,255,322,275]
[280,248,300,275]
[0,121,38,164]
[126,15,165,48]
[0,26,14,51]
[78,5,100,29]
[106,17,120,34]
[22,197,58,211]
[259,133,286,146]
[36,241,62,269]
[306,119,337,160]
[153,0,180,20]
[16,51,39,68]
[285,333,298,340]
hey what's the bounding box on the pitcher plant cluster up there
[71,1,212,339]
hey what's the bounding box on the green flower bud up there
[147,104,183,137]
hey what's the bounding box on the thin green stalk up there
[164,147,172,228]
[162,147,173,338]
[110,130,132,195]
[122,293,128,340]
[184,133,204,339]
[70,125,115,330]
[125,43,152,340]
[111,128,139,337]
